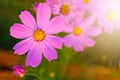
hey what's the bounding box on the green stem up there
[25,73,41,80]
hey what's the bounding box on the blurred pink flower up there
[93,0,120,33]
[73,0,96,13]
[118,61,120,68]
[63,16,101,52]
[13,65,25,77]
[10,3,65,68]
[46,0,85,26]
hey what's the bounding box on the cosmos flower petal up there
[72,9,84,20]
[10,23,33,39]
[81,16,95,29]
[46,0,59,5]
[26,42,42,68]
[107,0,119,9]
[104,25,114,33]
[86,16,96,26]
[46,0,60,15]
[63,21,74,32]
[45,16,65,34]
[37,3,51,27]
[61,0,72,4]
[19,10,36,30]
[63,34,73,48]
[45,35,63,49]
[96,0,107,13]
[13,37,34,55]
[82,36,96,47]
[43,41,57,62]
[87,26,102,37]
[73,38,84,52]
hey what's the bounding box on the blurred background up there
[1,0,120,80]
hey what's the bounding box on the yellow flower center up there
[60,4,70,15]
[33,29,45,41]
[84,0,90,4]
[106,11,116,21]
[73,27,82,36]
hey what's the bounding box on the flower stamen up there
[106,11,116,21]
[60,4,70,15]
[33,29,45,41]
[84,0,90,4]
[73,27,82,36]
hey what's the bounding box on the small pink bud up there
[32,3,39,12]
[118,61,120,68]
[13,65,25,77]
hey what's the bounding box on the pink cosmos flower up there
[13,65,25,77]
[63,16,101,52]
[10,3,65,68]
[118,61,120,68]
[73,0,96,13]
[93,0,120,33]
[46,0,85,25]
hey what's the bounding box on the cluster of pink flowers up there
[10,0,120,68]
